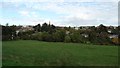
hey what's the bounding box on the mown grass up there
[2,40,118,66]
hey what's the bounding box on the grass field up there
[2,40,118,66]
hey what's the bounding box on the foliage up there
[64,35,71,43]
[70,30,84,43]
[2,25,17,41]
[2,23,119,45]
[112,37,119,44]
[31,32,42,41]
[52,31,61,42]
[18,30,34,40]
[41,23,49,32]
[33,24,41,32]
[97,24,107,33]
[41,32,53,42]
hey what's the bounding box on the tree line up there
[1,23,119,45]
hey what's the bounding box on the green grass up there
[2,40,118,66]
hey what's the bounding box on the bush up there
[92,37,111,45]
[64,35,71,43]
[2,35,11,41]
[21,35,31,40]
[52,32,61,42]
[31,32,42,41]
[41,32,53,42]
[112,37,119,45]
[70,31,84,43]
[52,29,66,42]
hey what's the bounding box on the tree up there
[97,24,107,33]
[48,24,56,34]
[33,24,41,32]
[52,32,61,42]
[51,24,56,29]
[40,22,56,34]
[41,32,53,42]
[2,25,17,41]
[70,30,84,43]
[88,30,97,43]
[31,32,42,41]
[89,26,97,31]
[52,29,66,42]
[98,32,111,45]
[41,23,49,32]
[6,23,9,26]
[18,30,34,40]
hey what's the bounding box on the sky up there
[0,0,119,27]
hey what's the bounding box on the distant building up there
[79,26,91,30]
[56,26,64,29]
[74,27,79,30]
[109,35,118,39]
[66,31,70,34]
[17,26,34,32]
[81,34,89,38]
[108,30,112,33]
[16,26,34,35]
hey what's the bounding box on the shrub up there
[41,32,53,42]
[64,35,71,43]
[2,35,11,41]
[70,31,84,43]
[21,35,31,40]
[31,32,42,41]
[112,37,119,45]
[52,29,66,42]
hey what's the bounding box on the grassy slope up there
[2,40,118,66]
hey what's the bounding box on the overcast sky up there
[0,0,119,26]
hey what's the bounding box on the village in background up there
[1,21,119,45]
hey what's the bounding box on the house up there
[81,34,89,38]
[66,31,70,34]
[74,27,79,30]
[17,26,34,32]
[108,30,112,33]
[79,26,91,30]
[109,35,118,39]
[16,26,34,35]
